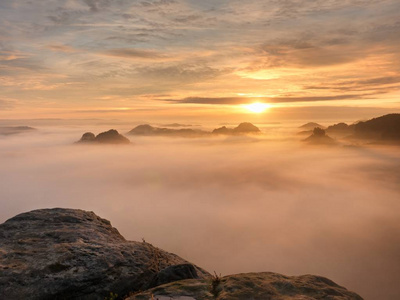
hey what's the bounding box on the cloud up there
[136,63,230,82]
[173,14,202,23]
[352,76,400,86]
[0,99,14,109]
[101,48,169,60]
[250,37,363,69]
[0,50,29,61]
[1,0,400,111]
[0,56,49,77]
[169,94,369,105]
[140,0,176,8]
[304,76,400,94]
[73,108,165,113]
[46,44,77,53]
[83,0,114,12]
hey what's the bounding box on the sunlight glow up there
[243,102,271,113]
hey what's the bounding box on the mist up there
[1,126,399,300]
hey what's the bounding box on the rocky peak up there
[233,122,260,134]
[0,208,209,300]
[1,208,125,243]
[76,129,130,144]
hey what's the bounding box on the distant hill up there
[212,122,261,135]
[304,128,336,145]
[0,126,36,135]
[352,113,400,141]
[160,123,195,128]
[128,124,207,137]
[299,122,325,130]
[77,129,130,144]
[129,122,261,137]
[212,126,231,135]
[326,122,353,132]
[325,122,355,138]
[307,114,400,142]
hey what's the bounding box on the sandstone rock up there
[149,264,200,288]
[304,128,336,145]
[326,122,355,138]
[77,129,130,144]
[299,122,325,130]
[128,124,207,137]
[95,129,130,144]
[212,123,260,135]
[128,124,156,135]
[0,209,363,300]
[212,126,231,135]
[80,132,96,142]
[0,208,209,299]
[129,272,363,300]
[232,122,260,134]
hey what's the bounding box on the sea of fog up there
[0,124,399,300]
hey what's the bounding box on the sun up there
[243,102,271,113]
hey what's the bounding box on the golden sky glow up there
[243,103,271,114]
[1,1,400,121]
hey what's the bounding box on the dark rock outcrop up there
[77,129,130,144]
[129,272,363,300]
[80,132,96,142]
[95,129,130,144]
[212,126,232,135]
[233,122,260,134]
[128,122,261,137]
[149,263,200,288]
[128,124,207,137]
[212,122,261,135]
[0,208,209,300]
[299,122,325,130]
[352,113,400,141]
[326,122,355,137]
[128,124,156,135]
[304,128,336,145]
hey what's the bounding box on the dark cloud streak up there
[102,48,168,60]
[169,94,370,105]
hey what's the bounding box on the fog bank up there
[0,127,399,300]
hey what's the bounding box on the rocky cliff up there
[0,209,363,300]
[0,209,208,299]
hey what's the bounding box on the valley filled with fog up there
[1,124,399,300]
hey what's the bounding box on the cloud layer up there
[0,127,399,300]
[1,0,400,118]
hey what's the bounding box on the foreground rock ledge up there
[0,209,363,300]
[0,208,209,300]
[129,272,363,300]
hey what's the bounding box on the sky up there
[1,0,400,121]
